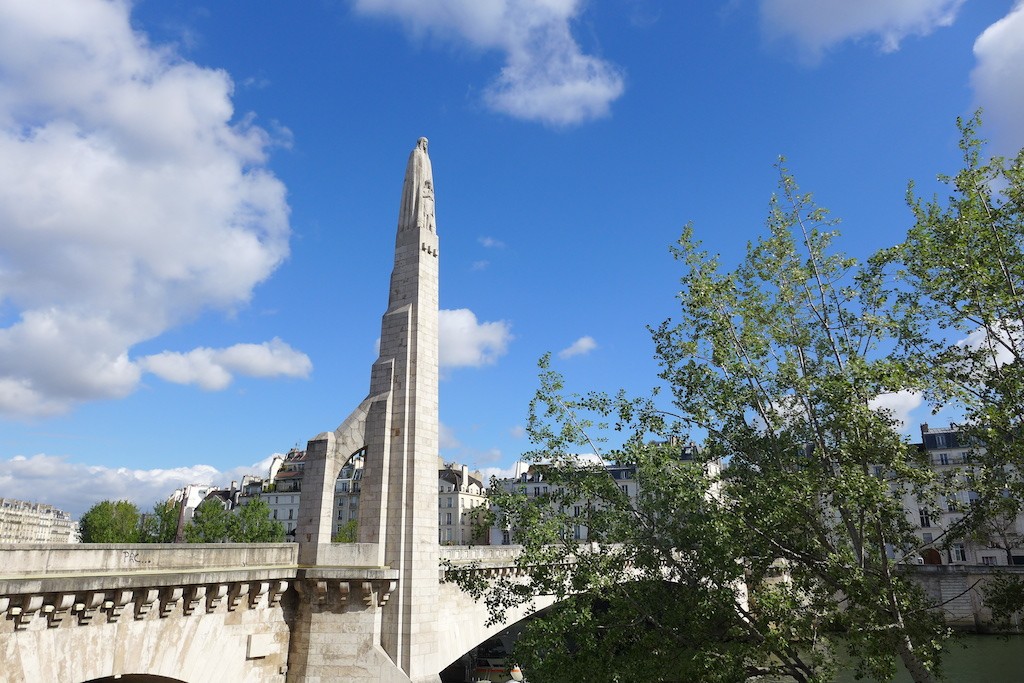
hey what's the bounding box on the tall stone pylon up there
[294,138,440,682]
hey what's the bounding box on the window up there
[273,510,278,520]
[502,530,511,545]
[872,465,883,478]
[620,485,629,495]
[935,434,948,448]
[447,497,453,508]
[574,525,583,540]
[445,512,452,525]
[938,453,950,466]
[534,487,541,497]
[337,510,343,520]
[952,543,967,562]
[288,509,294,520]
[574,506,581,518]
[982,556,997,566]
[922,532,933,544]
[919,509,932,528]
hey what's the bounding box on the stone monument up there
[294,138,441,682]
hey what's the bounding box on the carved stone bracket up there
[73,593,104,625]
[248,581,269,610]
[134,588,159,620]
[104,590,132,623]
[10,595,43,631]
[228,582,249,611]
[269,580,288,607]
[360,580,396,607]
[44,594,75,628]
[183,585,206,616]
[206,584,228,613]
[160,587,183,618]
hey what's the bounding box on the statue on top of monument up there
[398,136,435,234]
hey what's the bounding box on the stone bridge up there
[0,543,542,682]
[0,139,550,682]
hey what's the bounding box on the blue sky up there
[2,0,1023,516]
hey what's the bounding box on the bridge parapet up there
[0,543,299,633]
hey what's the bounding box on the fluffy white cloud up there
[439,308,513,368]
[955,321,1023,368]
[760,0,965,59]
[558,335,597,359]
[0,0,297,417]
[140,339,312,391]
[351,0,624,126]
[479,463,521,481]
[0,452,278,518]
[439,422,462,449]
[869,390,925,430]
[971,2,1024,153]
[478,236,506,249]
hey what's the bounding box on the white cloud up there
[955,321,1023,368]
[479,463,521,481]
[558,335,597,359]
[351,0,625,126]
[869,390,924,430]
[140,338,311,391]
[760,0,965,60]
[439,422,462,449]
[510,424,526,439]
[478,236,506,249]
[971,1,1024,154]
[439,308,513,368]
[0,0,297,417]
[471,260,491,271]
[0,453,277,518]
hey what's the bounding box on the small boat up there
[471,656,523,682]
[471,639,524,682]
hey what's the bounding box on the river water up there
[444,634,1024,682]
[833,634,1024,682]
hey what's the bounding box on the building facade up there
[0,498,76,543]
[909,424,1024,567]
[438,463,488,545]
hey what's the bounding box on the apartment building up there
[0,498,76,543]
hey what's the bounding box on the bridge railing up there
[0,543,298,578]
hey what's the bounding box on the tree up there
[140,499,180,543]
[184,498,231,543]
[883,113,1024,614]
[883,112,1024,526]
[453,164,951,682]
[229,499,285,542]
[78,500,142,543]
[332,519,358,543]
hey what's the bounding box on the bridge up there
[0,138,546,682]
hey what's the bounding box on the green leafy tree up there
[881,113,1024,613]
[332,519,358,543]
[184,498,231,543]
[140,499,180,543]
[454,165,952,682]
[78,500,142,543]
[884,112,1024,510]
[229,499,285,542]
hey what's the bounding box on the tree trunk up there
[898,639,937,683]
